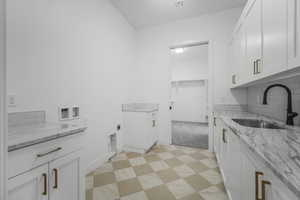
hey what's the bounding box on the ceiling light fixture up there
[175,0,184,7]
[172,48,185,54]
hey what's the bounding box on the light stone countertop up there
[215,110,300,198]
[8,121,87,152]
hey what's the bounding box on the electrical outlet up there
[8,95,16,107]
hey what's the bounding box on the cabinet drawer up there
[8,133,84,179]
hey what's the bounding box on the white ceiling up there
[110,0,247,29]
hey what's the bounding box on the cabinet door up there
[219,126,229,183]
[240,153,259,200]
[226,130,241,200]
[49,151,82,200]
[262,0,288,76]
[245,0,263,80]
[8,165,49,200]
[231,24,248,86]
[288,0,300,69]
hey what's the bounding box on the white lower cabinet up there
[8,151,82,200]
[8,165,49,200]
[214,117,298,200]
[49,152,82,200]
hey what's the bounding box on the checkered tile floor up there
[86,145,228,200]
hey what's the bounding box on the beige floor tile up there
[145,185,176,200]
[115,167,136,182]
[165,158,184,167]
[93,183,119,200]
[118,178,143,197]
[129,157,147,166]
[181,149,197,155]
[113,160,131,170]
[144,154,161,162]
[166,179,196,199]
[190,152,208,161]
[200,150,216,158]
[158,152,175,160]
[177,155,196,163]
[86,176,94,190]
[152,146,167,153]
[121,191,149,200]
[112,153,128,161]
[199,186,228,200]
[179,193,204,200]
[138,173,163,189]
[200,159,218,169]
[174,165,196,178]
[199,170,222,185]
[157,169,180,183]
[133,164,154,176]
[86,189,93,200]
[184,174,211,191]
[94,172,116,187]
[93,163,113,175]
[126,152,142,159]
[171,150,186,156]
[187,162,209,173]
[149,160,169,172]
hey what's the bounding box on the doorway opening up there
[169,43,209,149]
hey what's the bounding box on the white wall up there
[6,0,136,171]
[248,76,300,126]
[171,45,208,122]
[131,8,247,144]
[0,0,7,197]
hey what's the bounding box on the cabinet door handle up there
[37,147,62,158]
[53,168,58,189]
[42,173,47,196]
[152,120,156,127]
[255,171,264,200]
[213,117,216,126]
[256,59,261,74]
[222,129,227,143]
[261,180,271,200]
[253,60,257,74]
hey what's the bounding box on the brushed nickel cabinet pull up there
[42,173,47,196]
[261,180,271,200]
[213,117,216,126]
[255,171,264,200]
[256,59,261,74]
[53,168,58,189]
[37,147,62,158]
[152,120,156,127]
[222,129,227,143]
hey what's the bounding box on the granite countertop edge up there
[8,126,87,152]
[215,111,300,198]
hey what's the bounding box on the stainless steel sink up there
[232,119,285,130]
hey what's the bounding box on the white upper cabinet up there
[262,0,288,76]
[231,0,299,88]
[245,0,262,80]
[288,0,300,69]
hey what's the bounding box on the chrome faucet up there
[262,84,298,126]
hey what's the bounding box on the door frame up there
[168,40,215,152]
[0,0,7,198]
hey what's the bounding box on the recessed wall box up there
[59,107,70,121]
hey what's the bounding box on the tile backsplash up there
[247,76,300,126]
[8,111,46,127]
